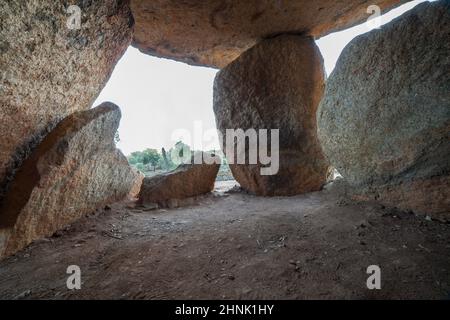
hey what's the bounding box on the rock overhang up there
[129,0,411,68]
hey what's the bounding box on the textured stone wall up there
[317,0,450,220]
[0,0,134,204]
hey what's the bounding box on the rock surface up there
[0,0,133,203]
[130,0,408,68]
[0,103,138,258]
[138,153,221,207]
[129,170,145,199]
[214,35,330,196]
[317,0,450,220]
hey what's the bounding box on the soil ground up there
[0,181,449,299]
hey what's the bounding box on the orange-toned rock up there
[129,170,145,199]
[352,176,450,222]
[130,0,408,68]
[138,153,220,207]
[0,0,133,203]
[213,35,330,196]
[0,103,138,259]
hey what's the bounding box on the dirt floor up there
[0,181,449,300]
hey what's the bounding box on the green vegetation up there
[216,162,234,182]
[126,141,234,181]
[128,148,161,167]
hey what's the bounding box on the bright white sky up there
[93,0,432,155]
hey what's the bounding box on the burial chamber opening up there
[1,0,446,262]
[91,46,236,188]
[93,1,430,192]
[0,0,449,301]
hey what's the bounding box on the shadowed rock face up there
[0,0,134,204]
[130,0,409,68]
[214,35,330,196]
[138,153,221,207]
[317,0,450,220]
[0,103,139,259]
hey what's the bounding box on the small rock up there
[142,203,159,211]
[52,230,64,238]
[15,290,31,299]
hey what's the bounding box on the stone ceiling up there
[130,0,410,68]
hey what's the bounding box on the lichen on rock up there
[317,0,450,220]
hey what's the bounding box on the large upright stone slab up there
[131,0,409,68]
[0,103,139,259]
[214,35,330,196]
[0,0,133,203]
[317,0,450,220]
